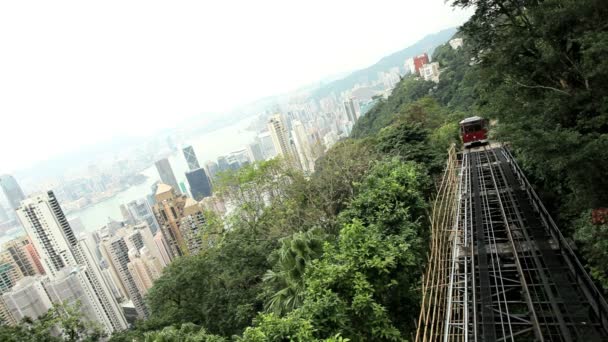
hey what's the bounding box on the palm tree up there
[263,229,324,315]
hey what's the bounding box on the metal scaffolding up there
[416,144,608,341]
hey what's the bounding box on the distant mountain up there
[311,27,458,100]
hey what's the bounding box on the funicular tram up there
[459,116,489,148]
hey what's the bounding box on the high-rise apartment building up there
[291,120,315,173]
[185,169,212,201]
[153,232,172,266]
[125,199,160,234]
[405,57,416,74]
[101,267,126,302]
[154,159,180,194]
[45,266,117,334]
[0,261,23,324]
[127,247,163,296]
[152,185,206,257]
[2,276,52,323]
[204,161,219,181]
[217,156,230,172]
[180,198,206,255]
[258,132,277,159]
[230,149,251,165]
[152,184,187,258]
[420,62,440,83]
[100,237,149,319]
[268,114,297,166]
[23,243,45,275]
[120,204,135,225]
[119,223,166,268]
[182,146,201,171]
[343,98,358,124]
[246,142,265,162]
[76,238,128,331]
[17,192,79,276]
[0,175,25,211]
[1,236,41,277]
[0,204,8,223]
[16,191,128,332]
[413,53,430,75]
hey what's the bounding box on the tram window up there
[464,123,482,133]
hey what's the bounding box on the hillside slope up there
[311,27,457,99]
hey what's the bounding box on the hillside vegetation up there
[4,0,607,341]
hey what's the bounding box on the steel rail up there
[481,147,545,341]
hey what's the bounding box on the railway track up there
[416,144,608,341]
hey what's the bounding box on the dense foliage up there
[446,0,608,289]
[9,1,607,340]
[0,302,104,342]
[108,75,459,340]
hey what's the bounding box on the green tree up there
[0,301,103,342]
[450,0,608,218]
[446,0,608,286]
[142,323,225,342]
[294,159,430,341]
[310,139,379,234]
[574,211,608,291]
[263,229,325,315]
[146,226,276,337]
[352,77,436,138]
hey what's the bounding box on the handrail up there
[501,146,608,329]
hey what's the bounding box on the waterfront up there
[70,117,257,233]
[1,117,257,243]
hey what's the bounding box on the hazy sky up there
[0,1,472,173]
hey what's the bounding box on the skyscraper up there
[127,247,163,297]
[100,237,149,319]
[182,146,201,171]
[153,232,172,267]
[120,204,135,225]
[291,120,315,172]
[16,191,128,332]
[413,53,430,75]
[0,265,17,324]
[23,243,45,275]
[247,142,264,162]
[125,199,160,234]
[17,192,79,276]
[0,175,25,211]
[0,265,19,325]
[180,198,206,255]
[152,184,188,258]
[45,266,117,334]
[217,156,230,172]
[0,204,8,223]
[185,168,212,201]
[120,223,166,269]
[1,236,40,277]
[405,57,416,74]
[343,98,357,124]
[268,114,296,165]
[2,276,51,324]
[152,185,206,257]
[154,159,180,194]
[204,161,219,181]
[258,132,277,159]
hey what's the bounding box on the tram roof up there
[459,116,485,125]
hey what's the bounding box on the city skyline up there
[0,1,472,173]
[0,3,469,333]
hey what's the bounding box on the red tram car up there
[460,116,489,147]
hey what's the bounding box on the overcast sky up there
[0,0,472,173]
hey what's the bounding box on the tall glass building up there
[0,175,25,210]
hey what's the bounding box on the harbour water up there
[3,117,256,242]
